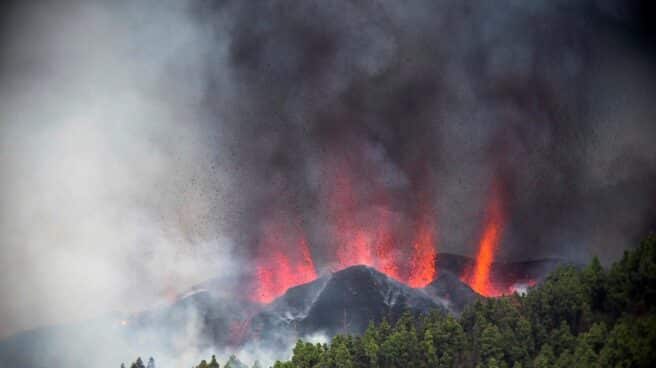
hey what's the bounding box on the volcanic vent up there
[246,161,529,303]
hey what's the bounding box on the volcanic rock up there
[423,271,481,313]
[251,265,446,340]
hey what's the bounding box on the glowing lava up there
[462,184,505,296]
[251,220,317,303]
[250,156,445,303]
[374,217,402,282]
[327,157,437,286]
[407,215,437,287]
[334,206,403,282]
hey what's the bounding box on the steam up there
[0,0,236,339]
[0,0,655,366]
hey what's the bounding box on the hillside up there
[181,234,656,368]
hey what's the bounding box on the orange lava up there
[250,156,445,304]
[251,221,317,303]
[407,215,437,287]
[328,157,436,286]
[375,219,402,282]
[334,205,404,281]
[463,184,505,296]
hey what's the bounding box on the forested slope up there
[130,234,656,368]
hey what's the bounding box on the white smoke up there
[0,0,235,341]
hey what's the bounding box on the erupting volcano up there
[248,156,441,303]
[248,173,527,303]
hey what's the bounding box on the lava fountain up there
[407,210,437,287]
[248,154,444,304]
[326,156,438,285]
[462,183,505,296]
[251,219,317,303]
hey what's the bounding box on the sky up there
[0,0,656,341]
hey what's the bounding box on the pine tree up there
[582,256,607,312]
[130,357,145,368]
[486,357,500,368]
[572,337,597,368]
[584,322,607,353]
[554,349,574,368]
[362,322,380,367]
[479,324,504,364]
[550,321,574,357]
[208,355,220,368]
[292,340,321,368]
[378,318,391,343]
[315,335,347,368]
[225,354,247,368]
[422,328,438,368]
[533,345,555,368]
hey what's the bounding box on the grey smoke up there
[213,0,656,267]
[0,0,237,340]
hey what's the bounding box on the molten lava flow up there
[407,217,437,287]
[463,185,505,296]
[251,221,317,303]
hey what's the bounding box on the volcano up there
[127,254,566,346]
[424,271,480,313]
[251,265,444,341]
[244,174,519,301]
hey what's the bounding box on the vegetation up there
[127,234,656,368]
